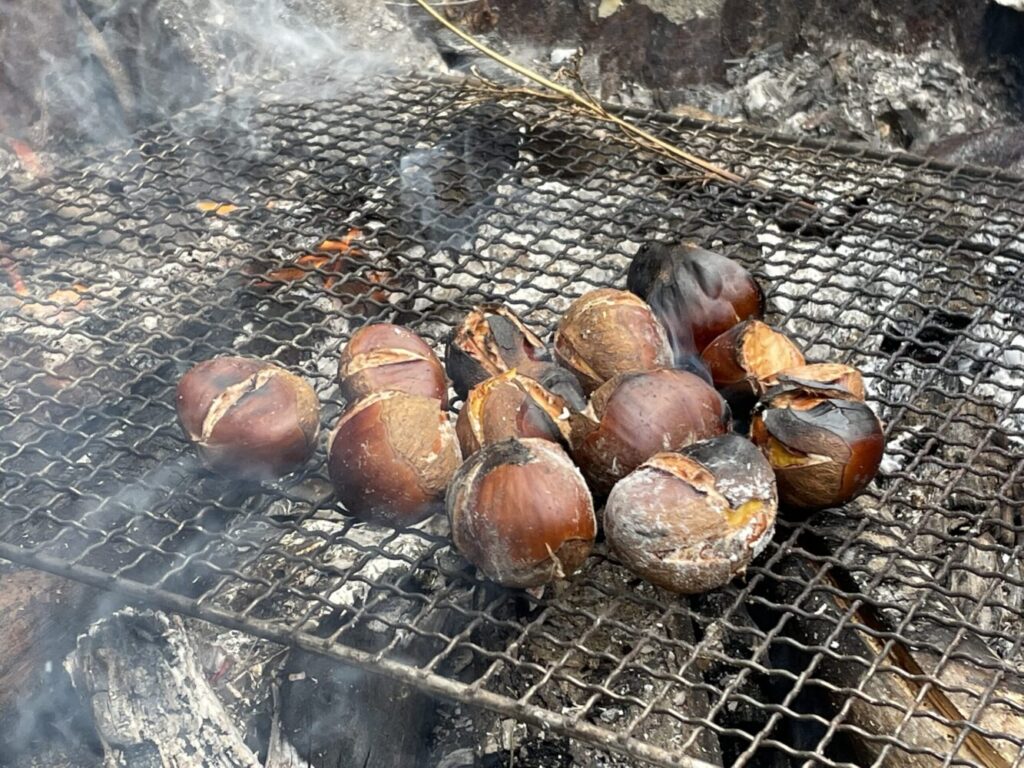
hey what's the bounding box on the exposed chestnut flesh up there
[700,320,805,413]
[627,242,765,357]
[176,356,320,479]
[570,368,731,495]
[553,288,672,394]
[750,395,883,511]
[455,370,572,456]
[338,323,447,406]
[446,438,596,588]
[327,391,461,527]
[605,435,777,593]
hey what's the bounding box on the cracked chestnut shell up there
[750,395,884,511]
[445,304,548,396]
[455,370,572,456]
[627,242,765,358]
[338,323,447,407]
[701,320,805,414]
[605,435,778,594]
[570,369,731,495]
[446,438,596,588]
[553,288,673,394]
[327,391,462,527]
[176,357,320,479]
[760,363,867,402]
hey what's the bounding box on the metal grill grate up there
[2,75,1024,767]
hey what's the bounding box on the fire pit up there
[1,74,1023,767]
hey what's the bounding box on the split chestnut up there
[338,323,448,406]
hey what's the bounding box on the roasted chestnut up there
[700,320,805,413]
[327,391,462,527]
[455,370,572,456]
[338,323,448,406]
[605,435,777,594]
[627,242,765,358]
[750,395,884,511]
[760,362,866,402]
[553,288,673,394]
[176,356,320,479]
[570,369,731,495]
[446,438,596,588]
[445,304,548,397]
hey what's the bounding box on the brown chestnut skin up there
[455,370,572,456]
[176,357,320,480]
[701,320,805,414]
[553,288,673,394]
[759,363,867,402]
[445,304,548,397]
[570,369,732,495]
[750,395,884,512]
[605,435,777,594]
[446,438,596,588]
[327,391,462,527]
[627,242,766,358]
[338,323,448,407]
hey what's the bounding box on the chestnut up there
[455,370,572,456]
[570,369,731,495]
[446,438,596,588]
[327,391,462,527]
[604,435,777,594]
[176,356,319,479]
[338,323,448,407]
[700,320,805,413]
[760,362,867,402]
[750,395,884,512]
[627,242,765,358]
[445,304,549,397]
[553,288,673,394]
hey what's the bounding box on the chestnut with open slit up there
[338,323,448,406]
[176,356,320,480]
[759,362,867,402]
[447,438,596,589]
[553,288,673,394]
[327,391,461,528]
[604,434,778,594]
[750,394,883,511]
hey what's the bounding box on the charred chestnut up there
[553,289,672,394]
[445,304,549,398]
[605,435,777,594]
[760,362,866,402]
[570,369,731,495]
[700,320,805,413]
[447,438,596,588]
[176,357,320,479]
[455,370,572,456]
[627,242,765,358]
[338,323,448,407]
[750,395,884,512]
[327,391,462,527]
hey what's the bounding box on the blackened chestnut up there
[445,304,549,397]
[553,288,672,394]
[570,369,731,495]
[700,320,805,413]
[338,323,448,406]
[750,395,883,511]
[446,438,596,588]
[627,242,765,358]
[605,435,777,593]
[455,370,572,456]
[760,362,866,402]
[176,356,320,479]
[327,391,462,527]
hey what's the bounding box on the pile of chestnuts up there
[174,241,884,596]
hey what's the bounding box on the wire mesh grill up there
[1,75,1024,767]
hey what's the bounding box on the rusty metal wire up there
[1,75,1023,767]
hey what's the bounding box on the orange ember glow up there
[256,227,368,290]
